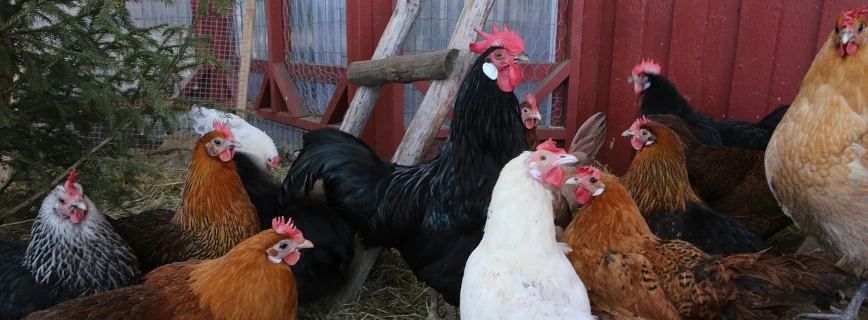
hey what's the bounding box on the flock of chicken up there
[0,8,866,320]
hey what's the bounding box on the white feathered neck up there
[479,151,559,252]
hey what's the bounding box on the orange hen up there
[109,120,261,273]
[765,8,868,320]
[25,217,314,320]
[563,166,847,320]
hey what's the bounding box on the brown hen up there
[25,217,313,320]
[109,121,261,273]
[563,166,847,320]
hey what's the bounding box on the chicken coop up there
[128,0,865,174]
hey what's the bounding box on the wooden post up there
[326,0,424,308]
[338,0,424,136]
[393,0,496,166]
[235,0,257,110]
[347,49,459,86]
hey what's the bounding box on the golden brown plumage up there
[25,227,309,320]
[621,119,764,254]
[646,114,792,239]
[765,9,868,280]
[764,9,868,319]
[563,169,847,320]
[109,127,261,273]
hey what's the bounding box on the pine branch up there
[0,119,133,219]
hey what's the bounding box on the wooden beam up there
[533,59,570,99]
[235,0,257,110]
[347,48,459,86]
[326,0,424,309]
[271,63,310,117]
[393,0,496,166]
[338,0,424,136]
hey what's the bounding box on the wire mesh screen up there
[403,0,568,129]
[283,0,347,117]
[108,0,306,154]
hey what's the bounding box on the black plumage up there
[639,73,788,151]
[643,201,765,255]
[279,45,527,305]
[233,151,356,305]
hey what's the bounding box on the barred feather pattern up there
[23,186,142,299]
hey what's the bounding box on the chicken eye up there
[860,24,864,32]
[279,242,288,250]
[589,177,598,183]
[214,139,222,146]
[494,51,503,59]
[58,198,65,204]
[539,155,547,161]
[523,109,528,113]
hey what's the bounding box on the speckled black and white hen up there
[0,171,141,320]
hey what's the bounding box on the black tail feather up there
[233,151,357,304]
[279,128,395,230]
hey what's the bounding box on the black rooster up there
[279,24,529,307]
[628,59,789,151]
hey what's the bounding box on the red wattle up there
[219,149,234,162]
[575,188,590,205]
[497,64,522,92]
[631,137,644,150]
[544,167,565,186]
[847,42,858,56]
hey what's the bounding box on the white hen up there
[188,105,280,170]
[460,141,595,320]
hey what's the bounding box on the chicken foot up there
[796,281,868,320]
[424,292,458,320]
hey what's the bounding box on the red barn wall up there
[581,0,863,174]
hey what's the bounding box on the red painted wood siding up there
[580,0,864,174]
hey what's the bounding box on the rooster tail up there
[718,252,847,318]
[279,128,394,226]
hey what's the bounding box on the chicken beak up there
[564,177,580,185]
[621,129,635,137]
[840,30,854,44]
[514,52,530,64]
[529,112,542,120]
[627,76,637,84]
[554,154,579,166]
[74,201,87,211]
[297,240,314,249]
[227,139,242,149]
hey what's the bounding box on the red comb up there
[64,169,81,198]
[523,93,539,111]
[631,59,661,77]
[576,166,602,181]
[535,138,566,154]
[272,217,304,241]
[211,119,235,140]
[841,8,868,27]
[629,116,652,132]
[469,23,525,54]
